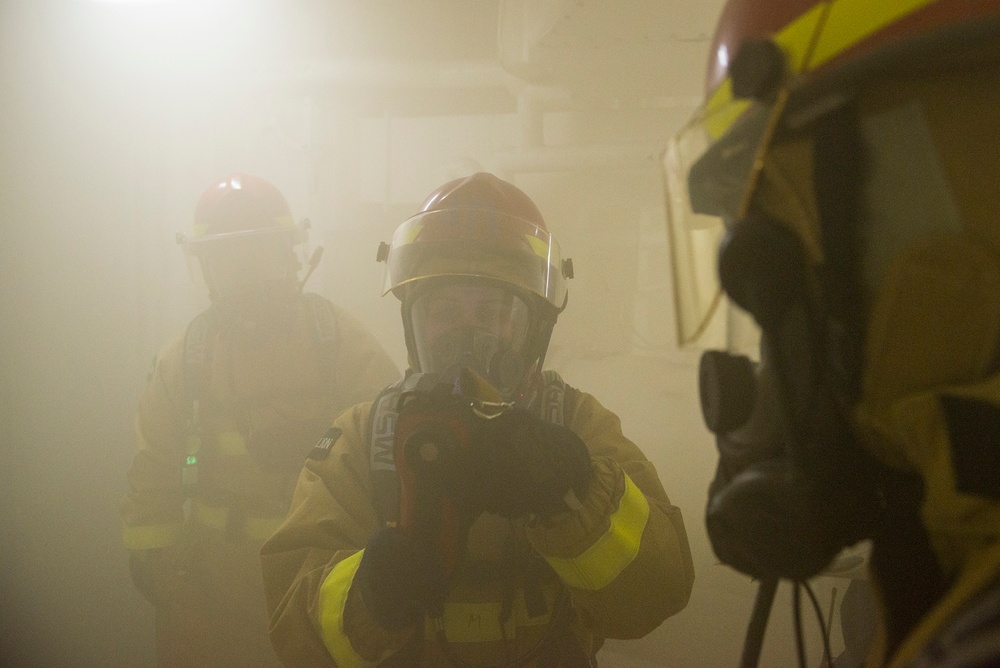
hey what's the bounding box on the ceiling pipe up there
[487,142,661,180]
[268,58,521,91]
[266,57,695,178]
[265,56,697,113]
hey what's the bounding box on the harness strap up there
[368,370,570,526]
[367,370,585,666]
[178,293,342,500]
[302,292,341,382]
[368,376,409,525]
[180,311,212,495]
[539,369,566,427]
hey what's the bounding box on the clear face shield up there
[663,87,791,359]
[409,280,533,396]
[379,209,569,313]
[178,223,309,302]
[380,207,573,398]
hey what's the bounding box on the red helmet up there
[379,172,570,311]
[378,173,574,397]
[667,0,1000,347]
[179,173,308,300]
[183,172,303,250]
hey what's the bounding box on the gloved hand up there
[128,548,205,608]
[448,407,592,519]
[354,527,438,629]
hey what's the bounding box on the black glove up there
[354,527,439,629]
[448,408,592,519]
[128,548,204,608]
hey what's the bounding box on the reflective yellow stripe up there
[423,586,556,643]
[122,522,182,550]
[191,501,285,541]
[317,555,558,662]
[704,82,750,141]
[777,2,828,74]
[703,3,824,139]
[525,235,551,260]
[545,474,649,591]
[704,0,939,141]
[319,551,372,668]
[401,219,425,245]
[812,0,938,69]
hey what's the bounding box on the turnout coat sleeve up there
[261,402,391,667]
[526,390,695,638]
[120,334,190,551]
[260,385,694,666]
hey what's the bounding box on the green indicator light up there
[186,455,197,465]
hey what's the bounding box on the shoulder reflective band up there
[319,550,373,668]
[811,0,939,71]
[544,474,650,591]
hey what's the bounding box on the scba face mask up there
[701,329,878,582]
[695,106,883,582]
[409,282,531,399]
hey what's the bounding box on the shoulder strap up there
[538,369,567,427]
[182,310,212,405]
[301,292,341,382]
[368,378,407,525]
[180,310,213,495]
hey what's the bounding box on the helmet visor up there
[179,223,309,296]
[381,209,568,310]
[666,38,1000,352]
[664,91,785,349]
[179,222,306,256]
[183,231,301,299]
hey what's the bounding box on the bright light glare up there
[716,43,729,72]
[84,0,270,87]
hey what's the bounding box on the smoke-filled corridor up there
[0,2,863,665]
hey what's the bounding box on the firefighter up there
[665,1,1000,665]
[260,172,695,666]
[121,172,400,667]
